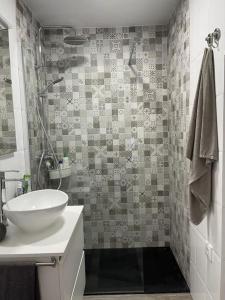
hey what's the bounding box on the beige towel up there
[186,48,218,225]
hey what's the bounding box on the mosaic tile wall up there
[17,0,191,259]
[16,0,46,188]
[43,26,170,248]
[0,29,16,156]
[168,0,190,284]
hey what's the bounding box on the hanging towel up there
[186,48,218,225]
[0,263,40,300]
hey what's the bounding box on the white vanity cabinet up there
[38,211,85,300]
[0,206,85,300]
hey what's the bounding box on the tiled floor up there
[85,248,189,295]
[84,294,192,300]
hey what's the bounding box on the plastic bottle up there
[16,181,23,196]
[63,157,69,168]
[23,175,32,193]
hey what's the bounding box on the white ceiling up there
[24,0,180,28]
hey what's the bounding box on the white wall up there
[189,0,225,299]
[0,0,30,199]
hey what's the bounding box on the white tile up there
[195,232,208,284]
[212,151,223,206]
[0,153,18,171]
[214,52,225,97]
[207,251,221,300]
[205,291,213,300]
[220,261,225,300]
[221,205,225,260]
[216,94,225,152]
[208,0,225,54]
[208,200,222,257]
[11,151,26,173]
[190,225,197,265]
[190,0,210,61]
[195,216,208,240]
[190,263,207,300]
[0,0,16,27]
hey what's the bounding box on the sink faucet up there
[0,170,23,225]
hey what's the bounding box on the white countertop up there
[0,206,83,259]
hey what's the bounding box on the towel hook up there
[205,28,221,48]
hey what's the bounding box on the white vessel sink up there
[3,189,68,232]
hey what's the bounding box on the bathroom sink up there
[3,189,68,232]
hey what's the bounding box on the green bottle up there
[23,175,32,193]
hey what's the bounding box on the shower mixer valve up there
[43,154,56,169]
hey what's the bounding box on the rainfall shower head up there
[38,77,64,96]
[64,35,88,46]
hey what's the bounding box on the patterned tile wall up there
[0,29,16,156]
[168,0,190,284]
[16,0,190,260]
[43,26,170,248]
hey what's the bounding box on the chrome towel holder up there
[0,257,58,268]
[35,257,57,267]
[205,28,221,48]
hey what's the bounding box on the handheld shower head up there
[52,77,64,84]
[38,77,64,96]
[64,35,88,46]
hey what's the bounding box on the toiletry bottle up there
[27,176,32,192]
[23,175,31,193]
[16,181,23,196]
[63,157,69,168]
[23,175,28,193]
[1,185,6,205]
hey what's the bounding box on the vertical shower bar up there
[36,25,73,154]
[128,41,135,66]
[36,26,48,155]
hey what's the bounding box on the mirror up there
[0,22,16,156]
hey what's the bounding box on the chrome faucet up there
[0,170,23,225]
[44,154,56,169]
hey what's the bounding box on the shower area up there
[18,0,190,295]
